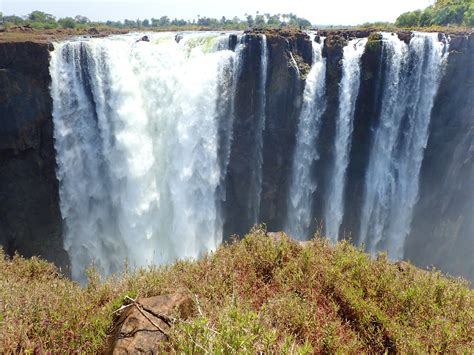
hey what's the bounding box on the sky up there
[2,0,435,26]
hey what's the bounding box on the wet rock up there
[228,34,238,51]
[87,27,100,35]
[0,42,68,273]
[175,33,183,43]
[319,29,371,40]
[136,35,150,43]
[407,32,474,283]
[397,31,412,44]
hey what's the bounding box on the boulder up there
[107,292,195,354]
[228,34,238,51]
[87,27,100,35]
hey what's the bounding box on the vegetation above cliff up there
[1,227,472,353]
[0,10,311,31]
[396,0,474,27]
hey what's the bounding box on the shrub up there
[0,229,472,352]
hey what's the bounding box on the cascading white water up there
[50,33,241,281]
[359,32,449,259]
[285,36,326,240]
[252,34,268,224]
[216,36,245,210]
[324,38,368,243]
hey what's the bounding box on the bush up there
[396,0,474,27]
[0,229,472,353]
[396,10,421,27]
[58,17,76,29]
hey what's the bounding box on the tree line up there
[0,10,312,30]
[396,0,474,27]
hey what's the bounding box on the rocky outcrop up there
[310,33,347,231]
[107,292,194,354]
[224,30,312,236]
[260,30,310,230]
[0,42,68,272]
[223,34,264,238]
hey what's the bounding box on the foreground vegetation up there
[0,227,472,353]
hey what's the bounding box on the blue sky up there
[2,0,434,25]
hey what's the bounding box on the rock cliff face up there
[341,34,384,237]
[223,30,312,237]
[0,41,68,271]
[406,34,474,280]
[0,30,472,282]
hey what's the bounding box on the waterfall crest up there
[285,36,326,239]
[50,33,241,280]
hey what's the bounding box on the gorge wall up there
[0,30,472,282]
[0,41,68,271]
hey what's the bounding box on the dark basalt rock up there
[245,29,313,75]
[319,29,372,39]
[0,42,69,273]
[397,30,412,44]
[406,33,474,283]
[224,29,310,236]
[311,33,346,232]
[341,31,384,241]
[223,34,264,237]
[228,34,238,51]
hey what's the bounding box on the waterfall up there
[216,36,245,207]
[252,34,268,224]
[50,33,240,280]
[48,30,458,280]
[359,32,449,259]
[285,36,326,240]
[324,38,368,242]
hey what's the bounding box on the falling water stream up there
[324,37,368,242]
[285,35,326,239]
[359,32,449,258]
[50,31,454,280]
[51,33,241,280]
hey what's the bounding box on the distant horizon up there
[2,0,434,26]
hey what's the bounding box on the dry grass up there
[1,226,473,353]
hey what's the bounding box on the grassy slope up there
[0,227,472,353]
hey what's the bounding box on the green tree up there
[395,10,421,27]
[74,15,90,24]
[245,14,254,27]
[158,16,170,27]
[123,19,135,27]
[464,4,474,25]
[4,15,24,26]
[419,8,435,26]
[255,12,265,26]
[28,10,55,23]
[58,17,76,29]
